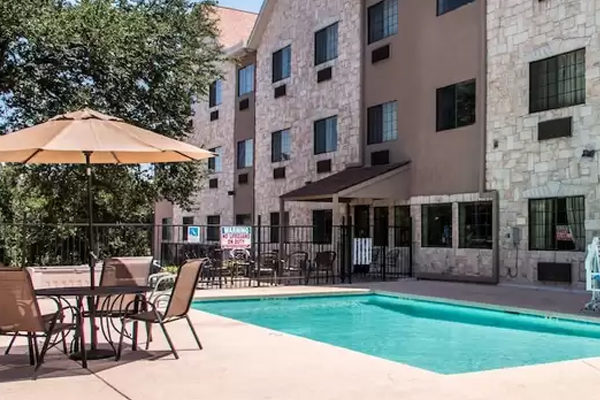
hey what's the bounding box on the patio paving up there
[2,283,600,399]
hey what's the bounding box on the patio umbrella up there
[0,108,214,287]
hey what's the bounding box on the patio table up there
[35,285,151,368]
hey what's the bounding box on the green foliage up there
[0,0,223,265]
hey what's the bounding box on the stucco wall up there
[487,0,600,286]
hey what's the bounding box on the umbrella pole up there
[85,151,95,288]
[85,151,99,352]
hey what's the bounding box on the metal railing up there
[0,221,413,289]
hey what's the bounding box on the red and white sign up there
[556,225,574,242]
[220,226,252,249]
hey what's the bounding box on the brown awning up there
[281,161,411,202]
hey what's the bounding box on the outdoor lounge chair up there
[0,268,76,377]
[116,259,206,360]
[254,252,279,284]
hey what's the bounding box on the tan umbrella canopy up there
[0,108,214,164]
[0,108,213,287]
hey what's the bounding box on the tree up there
[0,0,223,265]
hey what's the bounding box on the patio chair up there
[96,257,153,315]
[229,248,252,281]
[117,259,206,360]
[282,251,309,283]
[253,252,279,284]
[0,268,76,377]
[311,251,337,283]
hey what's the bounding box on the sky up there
[216,0,264,13]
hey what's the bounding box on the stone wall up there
[406,193,493,279]
[487,0,600,286]
[253,0,362,225]
[173,60,237,226]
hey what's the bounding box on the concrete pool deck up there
[2,283,600,399]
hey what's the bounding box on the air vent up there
[273,167,286,180]
[372,45,390,64]
[371,150,390,166]
[210,110,219,121]
[274,84,287,98]
[238,173,249,185]
[538,117,572,141]
[208,178,218,189]
[316,159,332,174]
[239,98,250,111]
[537,262,571,283]
[317,67,332,83]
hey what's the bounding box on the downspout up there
[478,0,500,284]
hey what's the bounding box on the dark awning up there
[281,161,411,202]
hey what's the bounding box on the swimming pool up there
[193,294,600,374]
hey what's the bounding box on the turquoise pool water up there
[193,294,600,374]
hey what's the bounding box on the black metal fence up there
[0,221,412,289]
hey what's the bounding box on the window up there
[313,210,333,244]
[368,0,398,44]
[394,206,411,247]
[271,129,291,162]
[272,46,291,83]
[161,217,172,241]
[236,214,252,226]
[208,147,222,173]
[459,202,492,249]
[237,139,253,169]
[209,80,222,107]
[437,0,475,16]
[270,212,290,243]
[368,101,397,144]
[436,79,476,131]
[530,49,585,113]
[529,197,585,251]
[206,215,220,242]
[315,23,338,65]
[422,204,452,248]
[314,116,337,155]
[238,64,255,96]
[182,216,194,242]
[374,207,389,247]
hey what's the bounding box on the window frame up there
[271,129,291,163]
[421,204,453,248]
[236,139,253,169]
[367,101,398,145]
[459,202,493,249]
[272,45,291,83]
[528,196,585,252]
[314,115,338,155]
[208,147,222,173]
[436,79,476,132]
[394,206,411,247]
[312,210,333,244]
[437,0,475,16]
[270,212,290,243]
[209,79,222,108]
[315,22,339,66]
[238,64,255,97]
[206,215,220,242]
[529,48,586,113]
[368,0,399,44]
